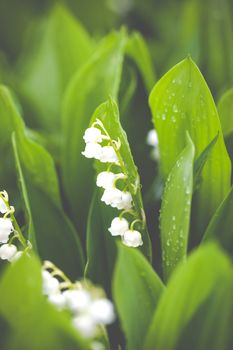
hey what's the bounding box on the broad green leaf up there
[218,87,233,137]
[143,243,232,350]
[0,85,84,278]
[0,255,89,350]
[203,186,233,256]
[193,133,218,190]
[160,133,195,281]
[113,244,164,350]
[174,272,233,350]
[149,57,231,236]
[19,4,93,131]
[126,32,156,92]
[62,30,127,232]
[90,98,152,261]
[86,190,117,294]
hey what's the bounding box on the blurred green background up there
[0,0,233,97]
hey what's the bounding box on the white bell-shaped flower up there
[146,129,158,147]
[0,218,14,243]
[122,230,143,247]
[63,289,91,313]
[48,292,66,310]
[83,127,103,144]
[0,244,17,261]
[115,191,132,210]
[89,298,115,325]
[82,143,102,160]
[42,270,60,296]
[0,197,8,214]
[101,188,123,206]
[72,314,97,338]
[99,146,119,164]
[96,171,125,190]
[108,217,129,236]
[91,341,105,350]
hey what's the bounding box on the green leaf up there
[203,186,233,256]
[0,255,89,350]
[149,57,231,236]
[113,244,164,350]
[62,30,127,232]
[19,4,93,131]
[126,31,156,92]
[0,85,84,278]
[90,98,152,261]
[193,133,218,190]
[143,243,233,350]
[160,133,195,281]
[218,87,233,137]
[86,189,117,294]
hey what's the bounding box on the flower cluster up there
[82,120,143,248]
[0,191,26,262]
[42,261,115,341]
[146,129,160,161]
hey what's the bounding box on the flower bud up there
[42,270,60,296]
[108,217,129,236]
[122,230,143,247]
[146,129,158,147]
[0,197,8,214]
[63,289,91,313]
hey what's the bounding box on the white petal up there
[63,289,91,313]
[0,244,17,261]
[101,188,123,207]
[122,230,143,247]
[42,270,60,295]
[0,218,14,243]
[0,198,8,214]
[82,143,102,159]
[99,146,119,164]
[72,314,97,338]
[89,298,115,324]
[48,293,66,310]
[83,127,103,143]
[146,129,158,147]
[108,217,129,236]
[96,171,116,189]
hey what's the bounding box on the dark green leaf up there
[113,244,164,350]
[62,30,127,232]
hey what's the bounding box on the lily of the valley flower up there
[96,171,125,189]
[99,146,119,164]
[146,129,160,161]
[108,217,129,236]
[63,289,91,313]
[0,243,17,261]
[122,229,143,247]
[0,218,14,243]
[82,143,102,159]
[101,188,132,210]
[42,270,60,296]
[83,127,104,144]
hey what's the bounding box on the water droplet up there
[173,104,178,113]
[171,116,176,123]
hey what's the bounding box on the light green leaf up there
[0,255,89,350]
[126,31,156,92]
[218,87,233,137]
[149,57,231,236]
[143,243,233,350]
[160,133,195,281]
[19,4,93,131]
[113,244,164,350]
[62,30,127,232]
[90,98,152,261]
